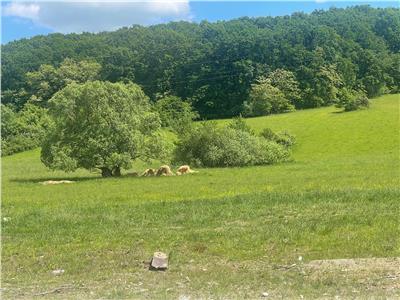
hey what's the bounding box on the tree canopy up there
[2,6,399,119]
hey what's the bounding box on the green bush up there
[1,103,52,156]
[259,128,277,141]
[1,136,39,156]
[243,79,294,117]
[227,116,254,134]
[174,121,291,168]
[336,88,370,111]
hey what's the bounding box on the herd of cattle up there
[136,165,197,177]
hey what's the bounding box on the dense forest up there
[2,5,399,118]
[2,6,400,118]
[2,5,399,120]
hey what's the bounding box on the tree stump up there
[150,252,168,270]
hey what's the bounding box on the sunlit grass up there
[2,94,399,298]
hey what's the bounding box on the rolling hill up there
[2,94,399,298]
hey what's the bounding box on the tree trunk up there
[113,167,121,177]
[101,168,113,177]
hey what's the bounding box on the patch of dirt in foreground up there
[3,258,400,299]
[306,257,400,271]
[305,257,400,295]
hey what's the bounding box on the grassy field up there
[2,94,399,299]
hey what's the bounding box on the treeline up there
[2,6,399,118]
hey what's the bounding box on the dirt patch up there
[305,257,400,294]
[4,258,400,299]
[306,257,400,272]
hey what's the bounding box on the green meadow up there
[2,94,399,298]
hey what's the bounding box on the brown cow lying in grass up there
[141,165,197,177]
[141,168,157,177]
[176,165,197,175]
[142,166,174,177]
[156,165,174,176]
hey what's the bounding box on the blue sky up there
[2,1,398,44]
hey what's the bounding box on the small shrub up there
[227,116,254,134]
[244,79,294,117]
[259,128,277,141]
[1,135,39,156]
[275,131,296,148]
[260,128,296,148]
[336,88,370,111]
[174,121,291,168]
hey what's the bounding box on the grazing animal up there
[156,165,174,176]
[141,168,157,177]
[176,165,197,175]
[41,180,74,185]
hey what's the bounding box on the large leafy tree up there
[41,81,170,177]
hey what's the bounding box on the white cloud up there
[3,1,191,33]
[3,2,40,20]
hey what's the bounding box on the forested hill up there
[2,5,399,118]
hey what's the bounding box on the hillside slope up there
[3,6,400,118]
[237,93,399,161]
[2,94,399,298]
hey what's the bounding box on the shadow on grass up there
[10,174,145,184]
[331,110,346,114]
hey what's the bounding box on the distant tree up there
[41,81,171,177]
[316,64,343,103]
[386,53,400,93]
[265,69,302,107]
[1,89,30,110]
[355,49,390,98]
[305,64,343,107]
[2,6,399,118]
[26,58,101,106]
[336,57,357,90]
[154,95,198,134]
[244,78,294,116]
[26,64,59,104]
[57,58,101,85]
